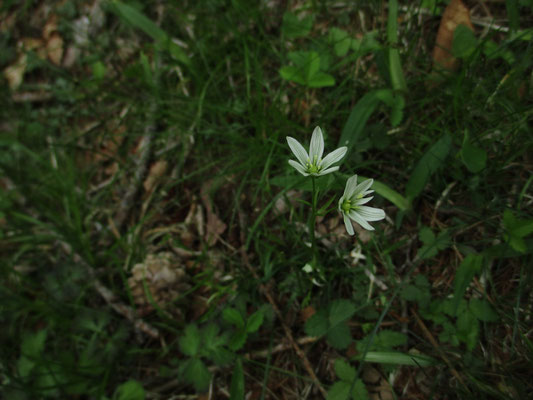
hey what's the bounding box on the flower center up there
[306,155,321,174]
[341,199,352,213]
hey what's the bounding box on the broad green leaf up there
[338,90,385,154]
[246,310,264,333]
[469,299,499,322]
[281,12,314,38]
[229,358,244,400]
[228,330,248,351]
[405,133,452,201]
[376,330,407,349]
[17,330,47,379]
[307,72,336,88]
[452,254,483,315]
[179,324,201,357]
[456,309,479,351]
[210,347,234,366]
[418,227,450,260]
[328,299,356,327]
[355,351,438,367]
[279,66,307,86]
[334,359,356,381]
[461,132,486,173]
[326,322,353,350]
[113,380,145,400]
[351,379,369,400]
[223,308,245,330]
[452,24,478,58]
[329,28,353,56]
[504,210,533,238]
[365,177,409,211]
[305,310,329,338]
[327,381,351,400]
[182,358,212,392]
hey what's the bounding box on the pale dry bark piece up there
[128,252,190,316]
[432,0,474,73]
[143,160,168,193]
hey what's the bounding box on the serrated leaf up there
[451,254,483,315]
[210,347,234,366]
[405,133,452,201]
[400,284,421,302]
[456,310,479,351]
[329,28,352,56]
[326,322,352,350]
[418,228,450,260]
[179,325,201,357]
[351,379,369,400]
[281,12,314,38]
[419,226,435,244]
[228,330,248,351]
[469,299,499,322]
[329,300,356,326]
[279,66,306,85]
[246,310,264,333]
[327,381,351,400]
[223,308,245,330]
[229,358,244,400]
[182,358,211,392]
[113,380,145,400]
[376,330,407,349]
[307,71,335,88]
[17,330,47,378]
[201,323,220,345]
[334,359,356,381]
[305,310,329,338]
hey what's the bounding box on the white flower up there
[338,175,385,234]
[287,126,347,177]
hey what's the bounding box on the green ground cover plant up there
[1,0,532,399]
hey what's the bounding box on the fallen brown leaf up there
[432,0,474,73]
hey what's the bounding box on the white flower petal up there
[349,210,375,230]
[320,146,347,170]
[343,175,359,198]
[317,166,339,176]
[338,196,345,212]
[287,136,309,166]
[309,126,324,162]
[343,213,355,235]
[288,160,309,176]
[353,196,373,206]
[351,179,374,200]
[357,206,385,221]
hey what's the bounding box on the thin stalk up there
[310,176,318,267]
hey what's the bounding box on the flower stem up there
[310,176,318,267]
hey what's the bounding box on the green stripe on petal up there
[288,159,309,176]
[357,206,385,221]
[286,136,309,166]
[309,126,324,162]
[320,146,347,170]
[349,210,375,230]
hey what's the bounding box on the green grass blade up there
[355,351,439,367]
[387,0,407,91]
[405,133,452,202]
[337,90,383,154]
